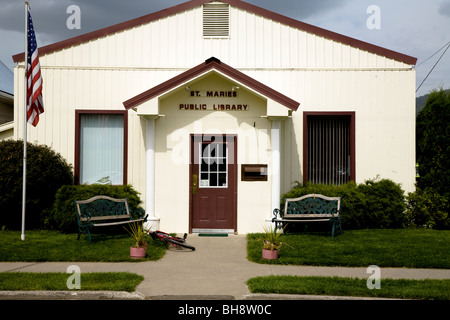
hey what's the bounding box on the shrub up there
[280,178,407,230]
[357,178,407,228]
[48,184,144,233]
[416,89,450,200]
[0,140,73,230]
[415,89,450,229]
[405,188,449,229]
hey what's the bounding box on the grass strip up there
[0,272,144,292]
[247,229,450,268]
[247,276,450,300]
[0,230,167,262]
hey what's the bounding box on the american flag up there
[26,6,44,127]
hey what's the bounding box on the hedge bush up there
[281,178,407,230]
[416,89,450,200]
[405,188,449,229]
[0,140,73,230]
[48,184,144,233]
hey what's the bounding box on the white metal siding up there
[37,6,410,70]
[13,3,416,219]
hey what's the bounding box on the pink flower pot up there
[262,249,279,260]
[130,246,146,259]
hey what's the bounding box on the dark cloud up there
[62,0,187,33]
[0,0,186,45]
[1,0,343,67]
[244,0,351,20]
[438,1,450,17]
[0,0,350,46]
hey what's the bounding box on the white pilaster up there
[268,120,281,225]
[145,118,159,230]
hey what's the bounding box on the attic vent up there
[203,2,230,38]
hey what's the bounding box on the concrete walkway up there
[1,234,449,300]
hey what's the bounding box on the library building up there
[11,0,417,234]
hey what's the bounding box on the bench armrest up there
[80,210,93,220]
[131,208,147,221]
[272,208,282,221]
[77,210,94,228]
[332,209,341,218]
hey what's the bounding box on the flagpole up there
[21,1,29,241]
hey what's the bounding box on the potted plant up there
[262,224,284,260]
[125,221,148,259]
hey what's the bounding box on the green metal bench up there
[272,194,342,238]
[75,195,147,242]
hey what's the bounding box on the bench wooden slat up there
[273,218,332,223]
[283,213,334,218]
[76,195,129,205]
[92,218,145,227]
[79,215,131,222]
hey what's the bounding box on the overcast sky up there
[0,0,449,97]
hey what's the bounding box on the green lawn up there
[247,229,450,268]
[1,229,449,298]
[247,276,450,300]
[0,230,167,262]
[0,272,143,292]
[247,229,450,299]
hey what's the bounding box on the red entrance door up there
[190,135,237,233]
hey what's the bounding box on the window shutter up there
[203,2,230,38]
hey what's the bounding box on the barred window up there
[305,114,354,185]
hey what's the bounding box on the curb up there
[242,293,404,300]
[0,290,145,300]
[0,290,406,301]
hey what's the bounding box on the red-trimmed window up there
[303,112,355,185]
[75,110,128,185]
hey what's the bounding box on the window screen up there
[80,114,124,185]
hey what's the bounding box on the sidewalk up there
[1,234,449,300]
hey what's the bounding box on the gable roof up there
[13,0,417,65]
[123,57,300,111]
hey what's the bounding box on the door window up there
[199,142,228,188]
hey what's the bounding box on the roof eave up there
[123,57,300,112]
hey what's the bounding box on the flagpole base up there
[21,234,25,241]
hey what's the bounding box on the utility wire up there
[416,41,450,68]
[416,42,450,93]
